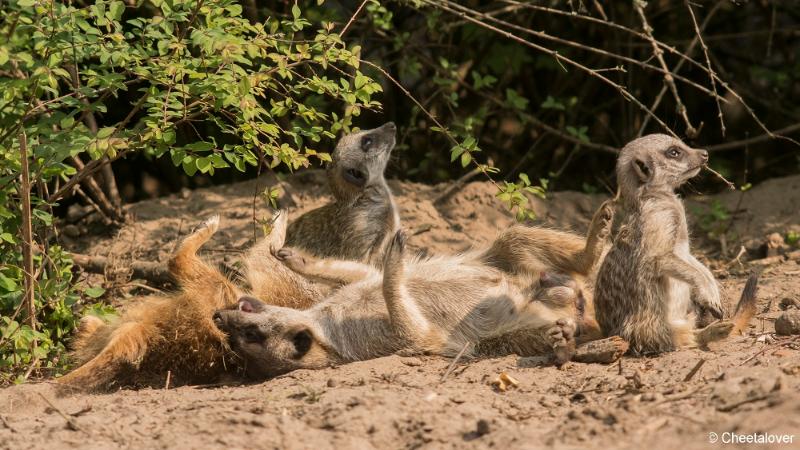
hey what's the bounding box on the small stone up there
[779,297,799,311]
[475,419,490,437]
[765,232,787,257]
[775,311,800,335]
[326,378,338,388]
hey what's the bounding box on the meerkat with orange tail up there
[59,213,317,390]
[594,134,757,354]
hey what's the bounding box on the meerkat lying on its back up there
[285,122,399,265]
[59,214,318,390]
[214,224,589,379]
[277,199,616,341]
[594,135,757,354]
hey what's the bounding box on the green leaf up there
[108,1,125,21]
[0,273,17,291]
[450,145,464,162]
[84,286,105,298]
[292,3,301,20]
[195,157,211,173]
[97,127,115,139]
[60,116,75,129]
[541,95,565,110]
[460,152,471,168]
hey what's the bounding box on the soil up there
[2,172,800,450]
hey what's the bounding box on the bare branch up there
[685,0,725,137]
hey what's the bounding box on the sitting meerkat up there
[594,134,757,354]
[284,122,399,265]
[58,214,316,390]
[213,213,605,379]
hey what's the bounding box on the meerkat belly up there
[314,280,401,361]
[666,240,693,325]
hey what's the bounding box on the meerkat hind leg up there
[168,215,222,285]
[275,248,377,286]
[547,318,577,365]
[578,200,615,272]
[694,320,735,350]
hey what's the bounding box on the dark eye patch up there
[290,329,313,359]
[361,136,373,151]
[241,326,266,344]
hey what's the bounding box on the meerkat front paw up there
[695,281,723,319]
[274,248,307,272]
[547,318,576,365]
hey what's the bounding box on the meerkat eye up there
[361,136,373,151]
[242,327,265,344]
[666,147,681,158]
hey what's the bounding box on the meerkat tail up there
[59,321,150,390]
[731,272,759,335]
[695,272,759,348]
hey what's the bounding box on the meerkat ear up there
[632,158,653,183]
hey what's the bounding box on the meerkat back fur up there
[594,134,756,354]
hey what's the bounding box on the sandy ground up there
[1,172,800,450]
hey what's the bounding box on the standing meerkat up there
[284,122,400,265]
[594,134,756,354]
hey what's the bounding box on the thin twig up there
[685,0,725,137]
[703,165,736,190]
[37,393,83,432]
[442,0,723,102]
[423,0,678,137]
[440,342,471,383]
[638,1,723,136]
[339,0,370,38]
[708,122,800,152]
[434,159,492,206]
[18,133,37,339]
[361,59,501,190]
[682,358,706,382]
[634,0,697,138]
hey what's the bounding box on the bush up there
[0,0,379,382]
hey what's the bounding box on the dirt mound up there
[1,174,799,449]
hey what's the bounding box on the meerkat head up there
[617,134,708,200]
[213,297,337,378]
[520,271,598,333]
[328,122,396,200]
